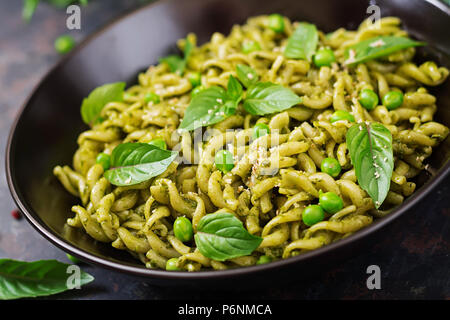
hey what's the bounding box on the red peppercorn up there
[11,209,21,220]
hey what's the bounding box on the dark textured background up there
[0,0,449,300]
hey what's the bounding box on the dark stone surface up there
[0,0,449,300]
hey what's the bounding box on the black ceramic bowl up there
[6,0,450,286]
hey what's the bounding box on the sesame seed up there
[369,39,386,48]
[247,73,254,79]
[345,49,356,64]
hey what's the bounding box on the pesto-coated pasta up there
[55,15,448,271]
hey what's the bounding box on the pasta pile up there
[54,15,449,271]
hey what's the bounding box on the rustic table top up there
[0,0,449,300]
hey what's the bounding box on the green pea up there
[268,14,285,33]
[66,254,80,264]
[256,255,272,265]
[148,139,167,150]
[382,91,404,110]
[166,258,181,271]
[173,217,193,242]
[330,110,355,123]
[321,157,341,177]
[144,92,160,104]
[319,191,344,214]
[191,85,205,98]
[253,123,271,139]
[359,89,379,110]
[214,150,234,173]
[302,205,325,226]
[188,72,202,87]
[313,48,336,67]
[96,153,110,171]
[242,40,261,54]
[54,35,75,54]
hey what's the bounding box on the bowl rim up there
[5,0,450,280]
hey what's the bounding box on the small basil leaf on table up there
[346,122,394,208]
[159,38,193,75]
[22,0,39,22]
[104,143,178,186]
[179,86,234,131]
[0,259,94,300]
[80,82,126,126]
[345,36,424,66]
[194,212,263,261]
[284,22,318,61]
[243,82,302,115]
[236,64,259,88]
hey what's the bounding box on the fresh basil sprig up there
[159,38,193,76]
[0,259,94,300]
[344,36,424,66]
[346,122,394,208]
[80,82,126,126]
[243,82,302,115]
[179,75,243,131]
[194,212,263,261]
[236,64,259,88]
[179,65,301,130]
[284,22,318,61]
[104,143,178,186]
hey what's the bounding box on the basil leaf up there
[0,259,94,300]
[227,75,243,102]
[22,0,39,22]
[80,82,126,126]
[179,86,234,131]
[104,143,178,186]
[159,38,193,75]
[47,0,87,8]
[346,122,394,208]
[243,82,302,115]
[194,212,263,261]
[236,64,259,88]
[23,1,88,22]
[345,36,424,66]
[284,22,318,61]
